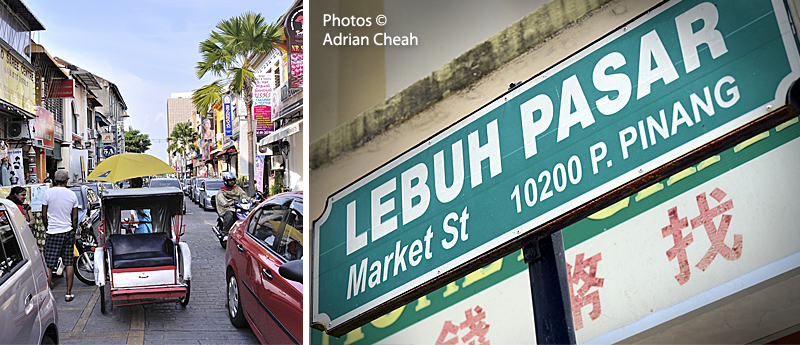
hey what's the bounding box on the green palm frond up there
[192,81,224,114]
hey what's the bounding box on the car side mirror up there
[90,202,101,210]
[279,259,302,283]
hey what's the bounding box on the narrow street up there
[49,194,258,344]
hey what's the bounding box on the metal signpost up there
[312,0,800,337]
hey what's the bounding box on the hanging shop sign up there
[285,3,303,89]
[254,66,275,136]
[223,95,233,136]
[49,79,74,98]
[311,0,800,336]
[0,46,36,114]
[32,106,55,149]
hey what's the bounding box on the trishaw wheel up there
[100,285,106,314]
[180,280,191,307]
[227,271,247,328]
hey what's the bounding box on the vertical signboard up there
[254,67,275,136]
[312,0,800,336]
[223,95,233,136]
[0,47,36,114]
[33,106,55,149]
[285,4,303,89]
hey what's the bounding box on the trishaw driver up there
[216,172,248,241]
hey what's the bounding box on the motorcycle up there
[73,211,99,285]
[211,191,265,248]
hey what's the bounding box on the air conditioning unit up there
[7,121,30,140]
[270,155,284,170]
[34,139,44,147]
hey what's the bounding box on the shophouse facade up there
[253,0,303,194]
[0,0,44,184]
[310,0,800,344]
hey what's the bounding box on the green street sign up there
[312,0,800,335]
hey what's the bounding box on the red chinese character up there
[691,188,741,271]
[460,306,490,345]
[436,320,460,345]
[568,253,604,330]
[661,207,694,285]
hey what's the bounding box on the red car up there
[225,192,303,344]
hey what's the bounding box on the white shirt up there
[43,186,79,234]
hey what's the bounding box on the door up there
[263,200,303,343]
[247,200,297,343]
[0,205,41,344]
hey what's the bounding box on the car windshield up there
[150,179,181,188]
[70,188,87,209]
[205,180,224,190]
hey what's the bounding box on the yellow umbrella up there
[87,153,177,182]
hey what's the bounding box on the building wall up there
[166,92,195,136]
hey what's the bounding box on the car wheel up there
[180,280,191,307]
[227,271,247,328]
[40,334,56,344]
[73,251,95,285]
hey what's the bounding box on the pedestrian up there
[7,186,34,225]
[0,157,10,186]
[42,170,79,302]
[129,177,152,233]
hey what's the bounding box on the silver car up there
[0,198,58,344]
[199,179,225,211]
[192,177,207,204]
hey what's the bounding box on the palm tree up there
[168,122,200,179]
[193,12,283,193]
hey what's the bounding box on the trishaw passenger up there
[129,177,152,233]
[215,171,248,241]
[42,170,79,302]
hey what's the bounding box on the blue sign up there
[102,145,116,158]
[223,95,233,136]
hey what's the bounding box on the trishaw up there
[93,187,191,313]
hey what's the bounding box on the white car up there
[0,198,59,344]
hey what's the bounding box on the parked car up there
[149,178,186,214]
[0,198,59,344]
[199,179,224,211]
[192,177,207,204]
[187,177,198,197]
[225,192,302,344]
[81,181,116,196]
[183,178,192,195]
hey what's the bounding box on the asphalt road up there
[50,193,259,344]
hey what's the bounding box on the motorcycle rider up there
[216,172,249,241]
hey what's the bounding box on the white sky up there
[24,0,293,161]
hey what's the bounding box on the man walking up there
[42,170,79,301]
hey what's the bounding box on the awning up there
[95,112,111,126]
[6,0,45,31]
[30,43,69,79]
[46,147,62,161]
[258,119,302,147]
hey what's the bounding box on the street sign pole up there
[524,231,576,345]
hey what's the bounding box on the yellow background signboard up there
[0,46,36,114]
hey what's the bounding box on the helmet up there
[222,172,236,181]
